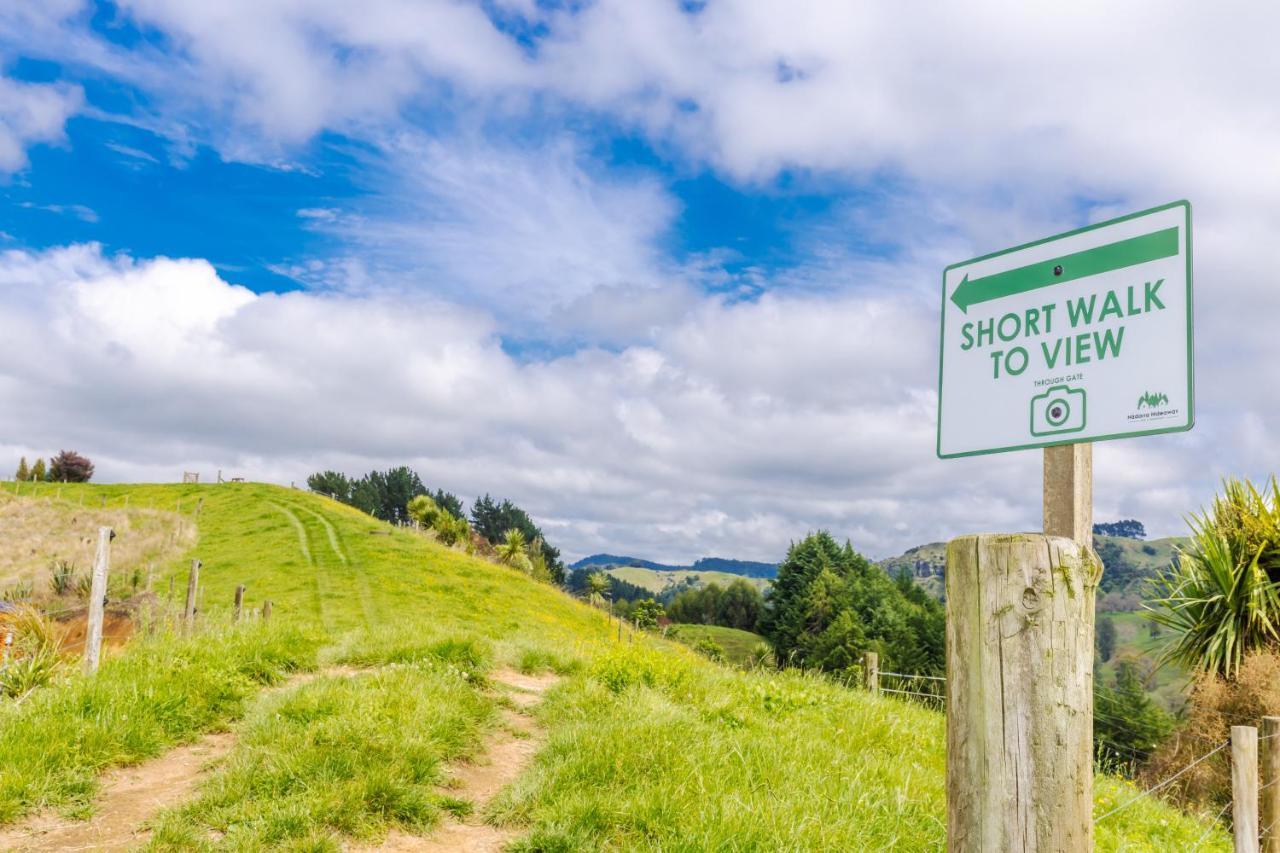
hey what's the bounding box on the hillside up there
[878,534,1188,603]
[0,482,1229,850]
[572,553,778,579]
[605,565,773,595]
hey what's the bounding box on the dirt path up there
[0,667,362,853]
[365,668,559,853]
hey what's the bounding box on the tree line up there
[307,467,564,583]
[13,451,94,483]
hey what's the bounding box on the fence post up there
[262,600,273,622]
[1235,725,1261,853]
[1263,717,1280,853]
[864,651,879,694]
[83,526,113,675]
[946,534,1100,852]
[183,559,201,631]
[234,584,245,622]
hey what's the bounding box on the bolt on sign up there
[937,200,1194,458]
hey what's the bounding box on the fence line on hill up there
[865,652,1279,849]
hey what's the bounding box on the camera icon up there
[1030,385,1087,437]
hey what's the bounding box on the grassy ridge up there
[0,482,1231,849]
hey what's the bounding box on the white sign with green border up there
[937,200,1194,458]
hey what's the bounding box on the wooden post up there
[946,533,1101,851]
[183,559,201,630]
[1043,443,1093,549]
[1235,725,1261,853]
[83,526,113,675]
[262,600,273,622]
[234,584,245,622]
[864,651,879,693]
[1262,717,1280,853]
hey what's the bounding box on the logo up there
[1137,391,1169,409]
[1030,385,1087,437]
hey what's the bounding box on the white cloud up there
[0,76,82,172]
[3,243,1271,565]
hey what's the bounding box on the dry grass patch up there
[0,490,194,600]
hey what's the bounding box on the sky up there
[0,1,1277,564]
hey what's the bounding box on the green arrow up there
[951,226,1179,313]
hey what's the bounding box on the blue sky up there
[0,1,1277,562]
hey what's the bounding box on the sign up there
[938,201,1193,458]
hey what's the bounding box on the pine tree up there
[31,458,47,482]
[14,457,29,482]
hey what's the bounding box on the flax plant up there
[1147,478,1280,677]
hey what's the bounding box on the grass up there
[0,621,317,824]
[0,482,1232,849]
[605,566,772,594]
[0,486,193,598]
[665,623,768,667]
[146,665,492,850]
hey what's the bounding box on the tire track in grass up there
[280,501,374,631]
[294,502,381,628]
[267,502,331,629]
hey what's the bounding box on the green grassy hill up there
[665,624,768,667]
[605,565,772,595]
[0,482,1229,849]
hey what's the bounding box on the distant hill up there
[571,554,678,572]
[877,534,1188,606]
[603,566,772,597]
[571,553,778,579]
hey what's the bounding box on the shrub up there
[692,637,725,662]
[497,528,533,573]
[0,606,64,698]
[1144,650,1280,808]
[49,560,76,596]
[49,450,94,483]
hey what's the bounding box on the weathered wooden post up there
[1262,717,1280,853]
[1043,444,1092,547]
[183,559,201,631]
[864,651,879,694]
[262,600,273,622]
[234,584,245,622]
[83,526,113,675]
[1235,725,1261,853]
[946,534,1100,851]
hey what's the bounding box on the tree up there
[762,531,944,678]
[1093,519,1147,539]
[49,451,93,483]
[30,458,46,482]
[14,457,28,482]
[471,494,564,584]
[1098,615,1117,662]
[584,571,610,608]
[307,470,351,501]
[717,579,765,631]
[1094,661,1172,765]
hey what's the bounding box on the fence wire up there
[1095,740,1229,822]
